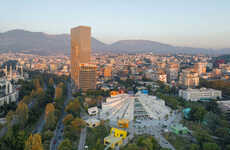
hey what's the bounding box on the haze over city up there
[1,0,230,48]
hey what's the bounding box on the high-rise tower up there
[71,26,92,89]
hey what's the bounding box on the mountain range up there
[0,29,229,55]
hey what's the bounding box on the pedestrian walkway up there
[78,127,87,150]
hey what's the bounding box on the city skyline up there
[1,0,230,49]
[1,1,230,149]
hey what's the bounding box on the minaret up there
[21,66,23,77]
[5,65,8,77]
[10,65,12,80]
[5,81,9,95]
[9,82,13,94]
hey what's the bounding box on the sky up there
[0,0,230,49]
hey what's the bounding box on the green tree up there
[22,95,32,104]
[16,102,29,128]
[15,130,27,150]
[226,145,230,150]
[124,144,139,150]
[65,99,80,116]
[94,139,104,150]
[6,110,14,126]
[42,130,54,141]
[64,118,85,140]
[215,127,229,138]
[194,129,213,146]
[58,139,72,150]
[190,106,207,121]
[202,142,220,150]
[63,114,74,126]
[190,144,200,150]
[136,136,159,150]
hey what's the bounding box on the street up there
[50,82,72,150]
[77,127,87,150]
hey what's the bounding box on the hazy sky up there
[0,0,230,49]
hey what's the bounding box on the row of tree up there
[58,98,85,150]
[0,72,64,150]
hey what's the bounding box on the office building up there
[79,63,96,91]
[71,26,92,89]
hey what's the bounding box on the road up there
[77,101,90,150]
[78,127,87,150]
[32,112,46,134]
[31,83,50,134]
[50,82,72,150]
[0,126,7,138]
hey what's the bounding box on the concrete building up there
[79,63,96,91]
[194,62,207,75]
[49,63,58,72]
[166,63,179,82]
[179,88,222,101]
[135,92,170,120]
[71,26,91,89]
[145,70,167,83]
[179,69,199,87]
[104,64,112,80]
[100,94,134,122]
[100,92,171,122]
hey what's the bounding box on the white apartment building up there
[145,70,167,83]
[179,88,222,101]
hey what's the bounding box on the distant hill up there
[0,29,106,55]
[0,29,229,55]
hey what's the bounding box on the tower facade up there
[79,63,96,91]
[71,26,92,88]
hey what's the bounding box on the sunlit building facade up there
[79,63,96,91]
[71,26,91,89]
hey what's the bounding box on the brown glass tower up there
[71,26,91,88]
